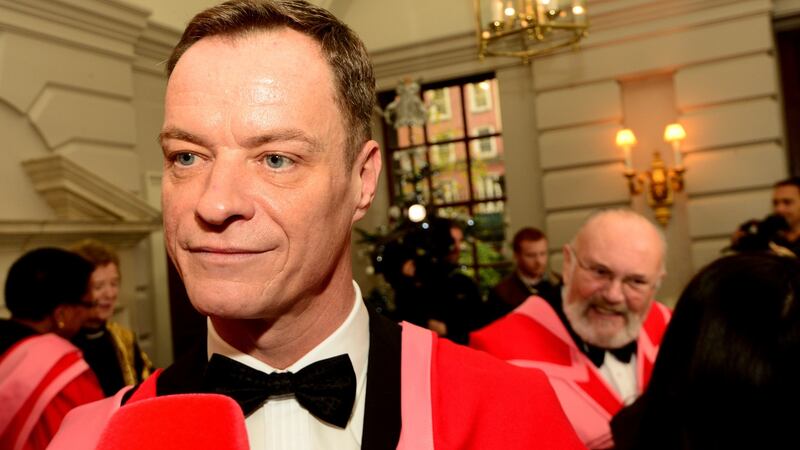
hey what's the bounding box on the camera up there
[730,214,790,253]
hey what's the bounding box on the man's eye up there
[175,153,196,166]
[265,154,293,169]
[592,267,611,278]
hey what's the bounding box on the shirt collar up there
[517,271,543,286]
[206,281,369,387]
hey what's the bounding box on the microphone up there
[96,394,249,450]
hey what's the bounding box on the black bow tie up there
[202,353,356,428]
[583,341,637,367]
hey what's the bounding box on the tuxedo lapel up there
[361,305,402,450]
[156,339,209,397]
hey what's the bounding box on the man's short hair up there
[512,227,546,253]
[5,248,94,321]
[774,176,800,191]
[166,0,375,171]
[69,239,119,269]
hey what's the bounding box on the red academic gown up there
[470,296,671,449]
[0,333,104,450]
[50,315,585,450]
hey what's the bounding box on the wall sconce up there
[615,123,687,226]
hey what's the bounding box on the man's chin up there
[571,316,638,349]
[586,321,640,348]
[589,333,637,349]
[187,288,286,321]
[190,298,266,320]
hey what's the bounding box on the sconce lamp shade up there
[663,123,686,143]
[615,129,637,148]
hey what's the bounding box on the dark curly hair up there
[5,248,94,321]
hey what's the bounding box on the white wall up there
[0,0,178,366]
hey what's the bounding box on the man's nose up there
[604,278,626,304]
[195,159,256,226]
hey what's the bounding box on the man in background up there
[730,177,800,256]
[771,177,800,253]
[485,227,561,322]
[472,209,672,449]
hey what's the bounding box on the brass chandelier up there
[474,0,589,62]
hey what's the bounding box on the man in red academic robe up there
[472,210,672,448]
[50,2,584,449]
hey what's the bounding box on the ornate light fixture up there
[615,123,687,226]
[473,0,589,63]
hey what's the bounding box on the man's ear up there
[561,245,573,286]
[352,139,382,224]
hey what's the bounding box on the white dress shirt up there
[207,281,370,450]
[599,352,638,406]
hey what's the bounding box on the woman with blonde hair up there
[70,239,153,396]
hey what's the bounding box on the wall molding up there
[0,220,159,249]
[0,0,149,59]
[21,154,161,222]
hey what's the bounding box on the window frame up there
[378,73,509,285]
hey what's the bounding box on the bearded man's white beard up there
[563,296,646,349]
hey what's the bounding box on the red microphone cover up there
[96,394,249,450]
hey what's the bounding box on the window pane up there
[436,205,470,220]
[430,143,469,205]
[391,147,430,204]
[390,125,426,148]
[424,86,464,143]
[470,141,505,201]
[466,79,502,136]
[473,201,509,289]
[474,201,506,244]
[470,134,500,160]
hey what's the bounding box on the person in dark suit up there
[485,227,561,323]
[48,2,584,449]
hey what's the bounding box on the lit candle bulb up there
[524,0,534,16]
[663,123,686,167]
[572,1,586,25]
[504,1,516,18]
[615,128,637,171]
[536,0,547,24]
[492,0,503,22]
